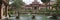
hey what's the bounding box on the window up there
[34,7,37,10]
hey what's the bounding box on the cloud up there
[23,0,43,5]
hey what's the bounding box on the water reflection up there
[35,16,43,20]
[7,14,59,20]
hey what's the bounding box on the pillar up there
[1,4,4,19]
[5,5,9,19]
[6,6,9,18]
[3,0,9,18]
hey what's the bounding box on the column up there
[6,6,9,18]
[1,4,4,19]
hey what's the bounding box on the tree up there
[10,0,25,18]
[57,0,60,2]
[41,0,50,5]
[52,0,60,12]
[41,0,50,13]
[11,0,24,9]
[51,0,60,18]
[41,0,50,3]
[9,0,25,13]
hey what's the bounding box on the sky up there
[23,0,43,5]
[9,0,43,5]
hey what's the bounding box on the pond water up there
[7,14,59,20]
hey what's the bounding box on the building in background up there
[22,0,52,12]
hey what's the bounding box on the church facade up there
[22,0,52,12]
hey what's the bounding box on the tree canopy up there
[52,0,60,8]
[57,0,60,2]
[10,0,24,8]
[41,0,50,3]
[52,0,60,12]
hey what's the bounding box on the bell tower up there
[31,0,39,10]
[32,0,39,10]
